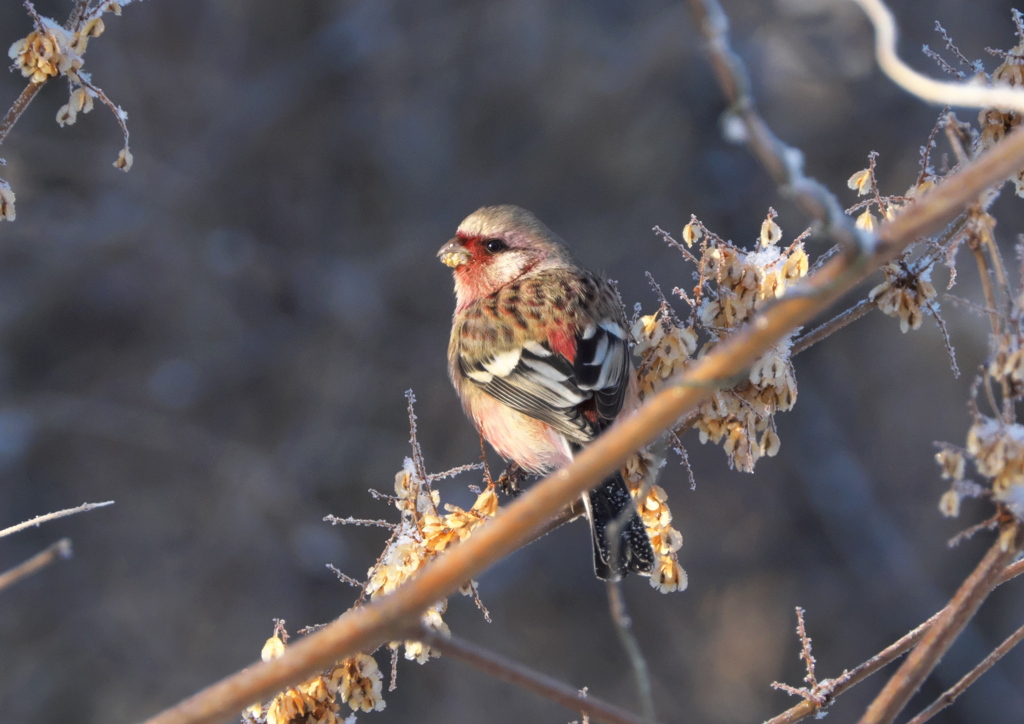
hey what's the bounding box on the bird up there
[438,204,655,580]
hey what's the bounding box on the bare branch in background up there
[0,538,72,594]
[606,580,656,724]
[685,0,861,251]
[859,524,1024,724]
[905,618,1024,724]
[766,556,1024,724]
[0,501,114,540]
[853,0,1024,112]
[420,629,655,724]
[0,81,44,148]
[791,299,876,356]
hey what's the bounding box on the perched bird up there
[438,204,655,580]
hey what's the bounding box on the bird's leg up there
[478,432,495,486]
[495,462,527,497]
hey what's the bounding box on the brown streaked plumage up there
[439,204,654,580]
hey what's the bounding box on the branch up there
[606,580,656,724]
[420,629,655,724]
[766,610,944,724]
[853,0,1024,112]
[765,516,1024,723]
[137,121,1024,724]
[791,299,876,356]
[0,500,115,539]
[685,0,859,250]
[0,82,45,148]
[858,522,1024,724]
[0,538,72,593]
[906,619,1024,724]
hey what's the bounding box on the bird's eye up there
[483,238,508,253]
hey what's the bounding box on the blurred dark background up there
[1,1,1023,722]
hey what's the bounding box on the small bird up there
[438,204,655,580]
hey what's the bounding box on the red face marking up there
[456,233,484,254]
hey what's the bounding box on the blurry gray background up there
[1,1,1023,723]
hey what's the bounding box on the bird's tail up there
[585,471,655,580]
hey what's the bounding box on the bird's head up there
[438,205,573,310]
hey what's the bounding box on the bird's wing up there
[572,320,631,427]
[459,320,631,444]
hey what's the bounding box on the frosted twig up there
[946,513,1000,548]
[668,430,696,490]
[389,643,399,692]
[766,551,1024,724]
[791,299,877,356]
[326,564,363,589]
[428,462,485,481]
[323,515,395,530]
[652,225,700,266]
[916,111,946,187]
[464,579,492,623]
[0,501,114,539]
[405,390,429,485]
[925,300,960,377]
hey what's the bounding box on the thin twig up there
[791,299,876,356]
[0,501,114,539]
[0,82,46,148]
[905,619,1024,724]
[968,218,1003,340]
[0,538,73,593]
[137,122,1024,724]
[419,629,656,724]
[606,581,656,724]
[858,523,1023,724]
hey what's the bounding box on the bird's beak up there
[437,237,470,268]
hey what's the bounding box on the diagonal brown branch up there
[858,522,1024,724]
[906,618,1024,724]
[0,82,45,149]
[767,556,1024,724]
[137,117,1024,724]
[420,629,655,724]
